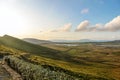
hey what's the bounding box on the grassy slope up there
[0,35,72,60]
[41,43,120,80]
[0,45,108,80]
[0,35,120,79]
[4,56,81,80]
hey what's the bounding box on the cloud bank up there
[75,20,90,31]
[104,16,120,31]
[75,16,120,32]
[51,16,120,33]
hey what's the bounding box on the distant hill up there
[51,39,110,43]
[0,35,70,60]
[104,40,120,44]
[51,39,91,42]
[23,38,52,44]
[110,40,120,43]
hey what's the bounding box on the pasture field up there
[0,35,120,80]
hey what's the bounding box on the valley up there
[0,0,119,80]
[0,35,120,80]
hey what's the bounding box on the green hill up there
[0,35,119,80]
[0,35,70,60]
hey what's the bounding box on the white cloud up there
[51,23,72,32]
[81,8,89,14]
[89,24,104,31]
[75,16,120,32]
[104,16,120,31]
[75,20,90,31]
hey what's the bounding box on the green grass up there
[40,43,120,80]
[0,45,109,80]
[0,35,72,61]
[0,35,120,80]
[4,55,93,80]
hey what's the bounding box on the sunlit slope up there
[0,35,70,59]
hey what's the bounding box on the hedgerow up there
[4,56,80,80]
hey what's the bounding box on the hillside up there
[0,35,70,60]
[108,40,120,44]
[23,38,52,44]
[0,41,110,80]
[0,35,120,79]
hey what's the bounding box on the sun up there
[0,2,28,36]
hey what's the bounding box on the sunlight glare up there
[0,2,28,36]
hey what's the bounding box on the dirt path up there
[1,61,23,80]
[0,61,12,80]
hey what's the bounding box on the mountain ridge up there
[50,39,112,42]
[23,38,52,44]
[0,35,70,60]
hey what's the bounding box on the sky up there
[0,0,120,40]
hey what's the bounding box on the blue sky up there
[26,0,120,25]
[0,0,120,40]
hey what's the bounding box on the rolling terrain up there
[0,35,120,80]
[0,35,71,60]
